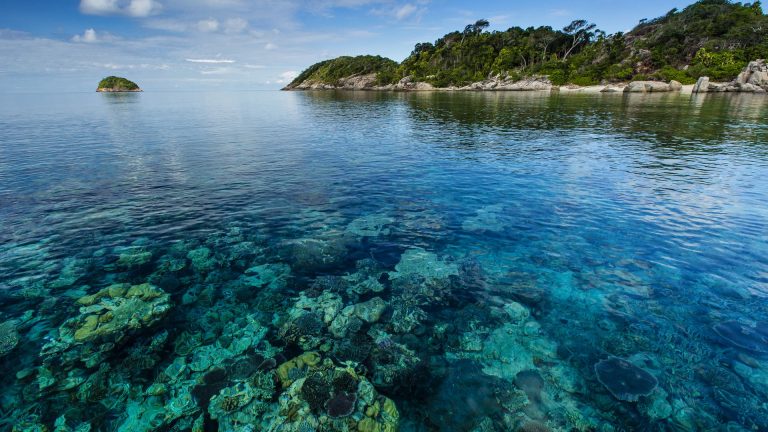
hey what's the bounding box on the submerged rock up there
[351,297,387,323]
[462,204,506,233]
[242,263,291,290]
[209,379,273,432]
[280,237,348,272]
[426,359,504,431]
[389,248,458,281]
[346,213,394,237]
[41,283,171,370]
[267,352,399,432]
[594,356,658,402]
[0,319,20,357]
[116,249,153,268]
[187,247,214,273]
[713,321,768,353]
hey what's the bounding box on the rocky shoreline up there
[284,59,768,95]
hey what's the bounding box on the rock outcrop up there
[692,76,710,94]
[735,59,768,89]
[693,60,768,93]
[289,73,380,90]
[457,75,551,91]
[624,80,683,93]
[285,74,551,92]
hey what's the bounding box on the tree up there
[473,19,490,34]
[531,27,558,64]
[462,19,490,44]
[411,42,434,56]
[562,19,597,60]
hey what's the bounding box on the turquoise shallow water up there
[1,90,768,431]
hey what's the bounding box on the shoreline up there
[284,62,768,94]
[284,83,709,94]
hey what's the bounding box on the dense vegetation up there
[286,55,398,87]
[289,0,768,88]
[97,76,140,90]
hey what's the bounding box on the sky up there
[0,0,701,92]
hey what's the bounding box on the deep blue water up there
[1,90,768,432]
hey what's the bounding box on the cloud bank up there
[80,0,162,17]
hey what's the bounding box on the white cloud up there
[79,0,161,17]
[395,4,417,20]
[244,64,266,69]
[185,58,235,63]
[72,28,99,43]
[144,19,188,32]
[80,0,118,15]
[276,70,298,83]
[127,0,159,17]
[72,28,119,43]
[224,18,248,34]
[371,2,427,21]
[200,67,232,74]
[197,18,220,32]
[264,42,277,50]
[0,29,30,40]
[94,62,170,70]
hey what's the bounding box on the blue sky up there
[0,0,704,92]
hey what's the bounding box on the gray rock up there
[701,60,768,94]
[738,83,766,93]
[600,85,623,93]
[693,76,710,93]
[624,81,675,93]
[353,297,387,323]
[393,76,435,91]
[736,59,768,89]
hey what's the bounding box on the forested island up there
[285,0,768,92]
[97,76,142,92]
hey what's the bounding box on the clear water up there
[1,90,767,432]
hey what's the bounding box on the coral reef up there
[41,283,171,368]
[1,202,764,432]
[346,213,394,237]
[594,356,659,402]
[713,321,768,353]
[0,318,20,357]
[268,352,399,432]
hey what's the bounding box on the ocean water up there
[1,90,767,432]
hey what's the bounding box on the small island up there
[96,76,142,93]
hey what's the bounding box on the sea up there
[1,90,767,431]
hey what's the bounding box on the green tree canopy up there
[97,76,140,90]
[290,1,768,88]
